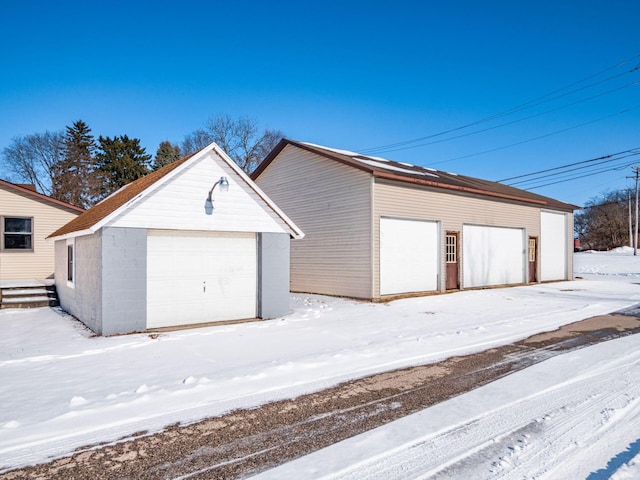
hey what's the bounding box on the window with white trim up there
[2,217,33,251]
[66,239,75,285]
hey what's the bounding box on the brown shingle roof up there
[253,139,579,211]
[0,179,85,214]
[48,153,194,238]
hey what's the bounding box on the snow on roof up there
[300,142,361,157]
[300,142,440,177]
[356,158,439,177]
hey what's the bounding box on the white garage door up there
[541,211,568,281]
[463,225,525,288]
[380,217,439,295]
[147,230,256,328]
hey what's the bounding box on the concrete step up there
[1,288,52,297]
[0,283,59,309]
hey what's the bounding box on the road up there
[3,313,639,480]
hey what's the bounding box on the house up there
[0,179,84,281]
[252,139,577,300]
[48,143,303,335]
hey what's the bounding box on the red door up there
[528,237,537,283]
[446,232,459,290]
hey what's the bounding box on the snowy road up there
[2,249,640,476]
[253,333,640,480]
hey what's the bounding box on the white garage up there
[463,225,525,288]
[540,211,568,281]
[380,217,439,295]
[147,230,257,328]
[50,142,304,335]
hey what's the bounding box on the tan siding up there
[256,145,373,298]
[0,187,81,280]
[373,179,544,296]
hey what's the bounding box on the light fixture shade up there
[219,176,230,192]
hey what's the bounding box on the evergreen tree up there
[153,140,181,170]
[95,135,152,199]
[53,120,97,208]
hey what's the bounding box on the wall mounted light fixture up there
[204,176,229,213]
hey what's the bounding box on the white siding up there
[0,187,81,280]
[540,210,569,281]
[255,145,373,299]
[109,152,290,235]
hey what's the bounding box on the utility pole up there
[630,190,634,249]
[634,168,640,256]
[626,168,640,255]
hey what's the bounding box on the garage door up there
[147,230,256,328]
[540,211,567,281]
[380,217,439,295]
[463,225,525,288]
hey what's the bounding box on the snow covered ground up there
[1,249,640,477]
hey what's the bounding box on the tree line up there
[1,115,283,209]
[574,189,633,250]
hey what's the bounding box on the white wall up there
[109,152,290,235]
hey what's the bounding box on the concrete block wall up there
[101,227,147,335]
[258,232,291,319]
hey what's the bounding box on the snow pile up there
[1,251,640,476]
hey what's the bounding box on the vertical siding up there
[373,179,543,297]
[256,145,373,298]
[0,187,81,280]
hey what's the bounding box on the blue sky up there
[1,0,638,207]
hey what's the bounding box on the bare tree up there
[1,131,65,195]
[574,189,629,250]
[181,114,284,174]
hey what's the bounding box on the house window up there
[3,217,33,251]
[67,242,74,283]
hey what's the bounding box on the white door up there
[540,211,568,281]
[380,217,439,295]
[147,230,256,328]
[463,225,525,288]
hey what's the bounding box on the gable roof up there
[253,139,579,212]
[49,143,303,239]
[0,179,85,214]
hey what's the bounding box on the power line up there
[360,54,640,155]
[430,107,637,165]
[509,152,640,187]
[501,149,640,185]
[522,159,639,190]
[368,81,639,155]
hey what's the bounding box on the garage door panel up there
[541,211,567,281]
[463,225,524,288]
[147,230,256,328]
[380,218,439,295]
